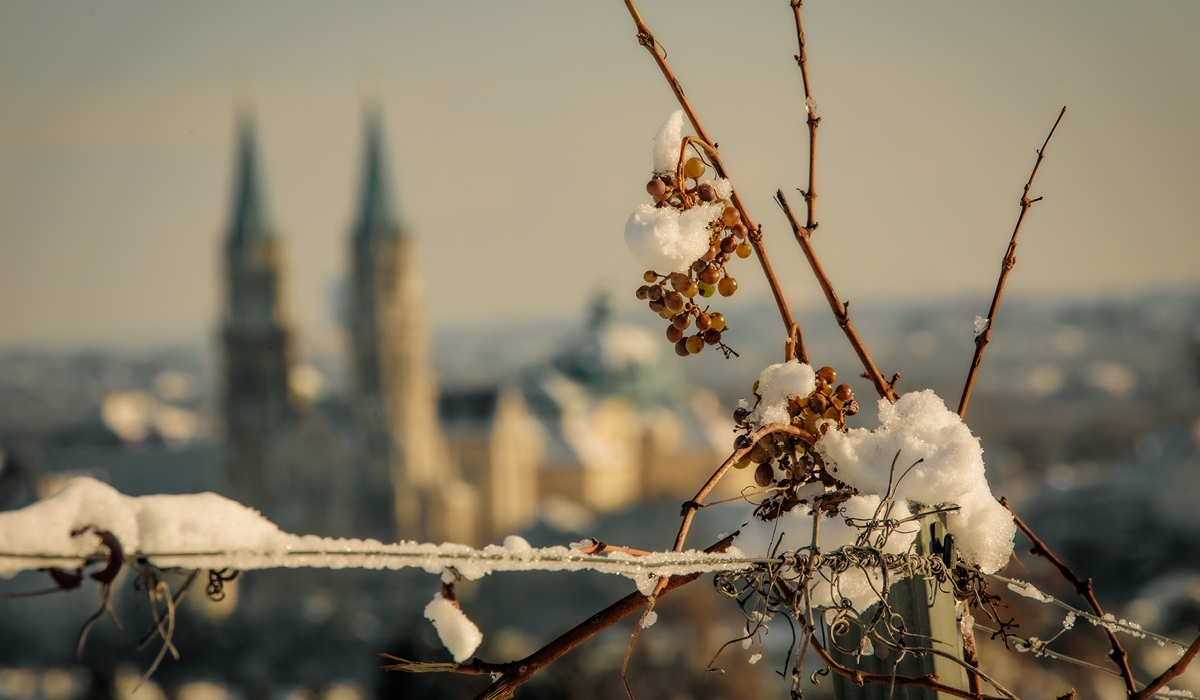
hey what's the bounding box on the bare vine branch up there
[467,535,737,700]
[622,0,807,362]
[958,107,1067,417]
[790,0,819,233]
[1130,630,1200,700]
[776,190,899,402]
[1000,497,1137,695]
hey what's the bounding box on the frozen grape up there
[697,182,716,202]
[644,270,658,283]
[666,325,684,343]
[731,223,748,239]
[702,329,721,345]
[817,366,837,384]
[709,312,726,331]
[718,277,738,296]
[700,266,720,285]
[674,339,690,357]
[754,463,774,488]
[686,335,705,354]
[697,282,715,298]
[646,179,667,197]
[636,285,650,300]
[664,291,685,313]
[696,312,711,331]
[684,157,705,179]
[721,207,740,227]
[736,242,752,259]
[672,314,691,330]
[669,273,690,292]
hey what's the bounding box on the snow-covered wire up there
[990,573,1189,650]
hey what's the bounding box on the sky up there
[1,1,1197,356]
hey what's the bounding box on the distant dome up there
[550,293,686,411]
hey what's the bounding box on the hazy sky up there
[1,1,1197,355]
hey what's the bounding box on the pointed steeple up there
[353,106,402,240]
[227,113,274,248]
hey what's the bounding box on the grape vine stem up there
[957,107,1066,418]
[776,190,899,403]
[1000,497,1137,695]
[622,0,808,363]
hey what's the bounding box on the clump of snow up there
[748,653,762,665]
[747,361,816,429]
[0,477,285,569]
[624,201,724,273]
[502,535,532,552]
[424,592,482,663]
[652,110,684,174]
[974,316,990,336]
[816,389,1014,573]
[709,178,733,201]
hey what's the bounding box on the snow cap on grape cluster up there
[746,360,816,429]
[624,110,733,273]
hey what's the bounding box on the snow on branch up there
[0,477,757,594]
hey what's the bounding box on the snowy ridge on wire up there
[0,477,754,595]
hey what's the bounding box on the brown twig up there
[469,535,737,700]
[790,0,819,233]
[671,422,815,554]
[622,0,806,362]
[957,107,1066,417]
[1000,497,1137,695]
[776,191,899,402]
[1130,630,1200,700]
[805,626,1009,700]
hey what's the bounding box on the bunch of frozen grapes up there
[635,155,750,357]
[730,366,861,519]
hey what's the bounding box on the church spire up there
[227,113,274,248]
[353,105,402,241]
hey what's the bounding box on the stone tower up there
[220,114,293,514]
[347,106,476,544]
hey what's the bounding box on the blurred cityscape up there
[1,111,1199,699]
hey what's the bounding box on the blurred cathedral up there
[218,106,729,547]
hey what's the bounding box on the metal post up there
[829,513,969,700]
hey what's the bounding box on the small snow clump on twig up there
[424,592,483,663]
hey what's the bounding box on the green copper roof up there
[353,106,402,240]
[226,114,275,248]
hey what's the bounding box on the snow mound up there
[815,390,1014,573]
